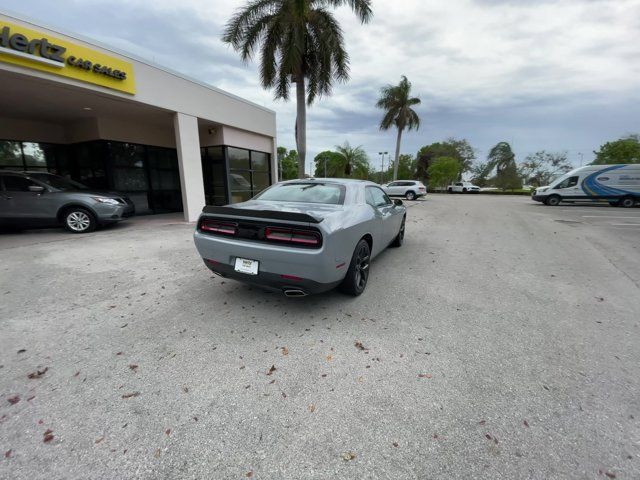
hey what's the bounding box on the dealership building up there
[0,12,277,221]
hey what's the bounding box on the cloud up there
[3,0,640,171]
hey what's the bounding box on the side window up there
[388,182,398,187]
[456,182,463,187]
[366,187,392,207]
[554,176,579,189]
[3,176,37,192]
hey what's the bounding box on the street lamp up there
[578,152,584,167]
[378,151,388,184]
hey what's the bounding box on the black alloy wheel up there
[339,239,371,296]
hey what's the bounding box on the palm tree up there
[335,141,368,177]
[376,76,421,181]
[223,0,373,179]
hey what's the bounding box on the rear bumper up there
[202,259,341,295]
[193,230,346,294]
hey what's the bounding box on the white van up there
[532,164,640,207]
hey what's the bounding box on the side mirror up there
[393,199,403,207]
[29,185,45,193]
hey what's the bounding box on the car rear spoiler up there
[201,206,323,224]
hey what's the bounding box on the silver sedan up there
[193,179,406,296]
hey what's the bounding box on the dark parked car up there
[0,171,135,233]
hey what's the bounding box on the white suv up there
[447,182,480,193]
[381,180,427,200]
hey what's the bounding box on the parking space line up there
[611,223,640,226]
[582,215,640,219]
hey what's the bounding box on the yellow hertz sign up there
[0,21,135,94]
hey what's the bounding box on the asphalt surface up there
[1,195,638,480]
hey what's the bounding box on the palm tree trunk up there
[393,127,403,181]
[295,76,307,179]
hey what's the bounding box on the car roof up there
[280,178,378,186]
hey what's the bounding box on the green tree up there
[223,0,373,179]
[314,150,344,178]
[487,141,522,190]
[385,154,415,180]
[518,150,572,186]
[592,135,640,164]
[427,156,460,189]
[376,76,421,181]
[469,161,492,187]
[416,138,475,182]
[277,147,299,180]
[336,142,369,177]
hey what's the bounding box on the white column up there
[173,112,205,222]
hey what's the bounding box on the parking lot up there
[1,195,638,480]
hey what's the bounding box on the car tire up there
[545,195,561,206]
[405,191,416,201]
[463,188,467,193]
[620,196,636,208]
[391,217,405,248]
[447,188,453,193]
[64,208,96,233]
[339,239,370,296]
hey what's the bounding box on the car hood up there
[61,189,127,198]
[229,200,344,221]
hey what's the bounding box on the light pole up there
[324,157,327,178]
[379,151,388,184]
[578,152,583,167]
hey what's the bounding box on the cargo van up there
[532,164,640,207]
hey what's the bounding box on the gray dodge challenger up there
[193,178,406,296]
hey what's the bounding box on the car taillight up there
[200,219,237,236]
[419,187,426,191]
[265,227,321,246]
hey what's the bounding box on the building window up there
[228,147,271,204]
[201,146,228,206]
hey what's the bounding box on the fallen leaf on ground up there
[418,374,433,379]
[246,471,253,478]
[326,355,333,362]
[165,429,171,436]
[28,367,48,379]
[43,429,54,443]
[17,349,26,354]
[122,392,140,399]
[595,297,605,302]
[392,442,398,447]
[485,434,492,440]
[95,437,104,444]
[281,347,289,356]
[154,448,160,458]
[523,420,529,427]
[120,323,128,328]
[182,387,189,393]
[4,449,12,458]
[308,404,315,413]
[354,341,367,351]
[605,472,616,479]
[73,371,80,377]
[341,452,357,461]
[266,365,277,376]
[7,395,20,405]
[479,420,486,425]
[129,364,138,372]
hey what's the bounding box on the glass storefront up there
[1,139,272,212]
[0,139,182,215]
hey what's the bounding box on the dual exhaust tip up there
[283,288,307,297]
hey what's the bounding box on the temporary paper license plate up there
[234,257,259,275]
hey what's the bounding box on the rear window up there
[254,182,346,205]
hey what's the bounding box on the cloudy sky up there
[4,0,640,173]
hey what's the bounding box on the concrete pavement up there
[1,195,638,479]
